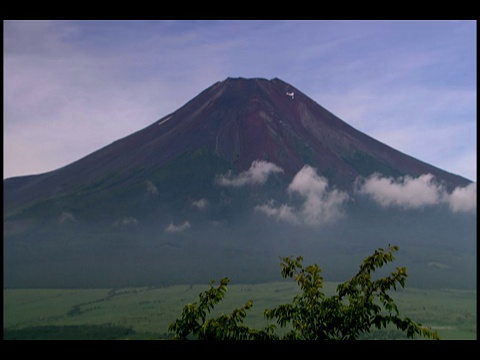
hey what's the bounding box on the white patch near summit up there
[158,115,173,126]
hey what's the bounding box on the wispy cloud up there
[113,216,139,227]
[255,201,299,225]
[192,198,209,210]
[256,165,349,226]
[145,180,159,196]
[216,160,284,187]
[58,211,76,224]
[165,221,191,233]
[356,173,476,213]
[3,20,223,178]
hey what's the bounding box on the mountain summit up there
[4,77,475,289]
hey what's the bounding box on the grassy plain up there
[3,282,476,340]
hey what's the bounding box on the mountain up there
[3,77,476,289]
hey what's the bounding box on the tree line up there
[168,245,439,340]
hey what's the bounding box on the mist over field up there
[4,168,476,290]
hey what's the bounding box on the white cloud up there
[216,160,284,187]
[59,211,76,224]
[113,216,139,227]
[357,173,476,213]
[165,221,191,233]
[145,180,159,196]
[357,173,442,209]
[255,165,349,226]
[192,198,209,210]
[288,166,350,225]
[447,182,477,213]
[255,200,300,225]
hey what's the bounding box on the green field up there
[3,282,476,340]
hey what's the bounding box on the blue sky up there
[3,20,477,181]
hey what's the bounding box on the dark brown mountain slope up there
[4,77,470,214]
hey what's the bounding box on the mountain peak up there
[4,77,471,210]
[222,76,273,83]
[218,77,295,94]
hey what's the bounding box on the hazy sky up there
[4,20,477,181]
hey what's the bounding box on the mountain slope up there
[4,77,470,213]
[3,77,475,289]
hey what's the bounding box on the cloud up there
[356,173,442,209]
[255,165,349,226]
[3,20,225,179]
[165,221,191,233]
[216,160,284,187]
[192,198,209,210]
[113,216,139,227]
[59,211,76,224]
[145,180,159,196]
[255,200,300,225]
[447,182,476,213]
[357,173,476,213]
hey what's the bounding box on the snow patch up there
[158,115,173,126]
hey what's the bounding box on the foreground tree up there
[168,245,439,340]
